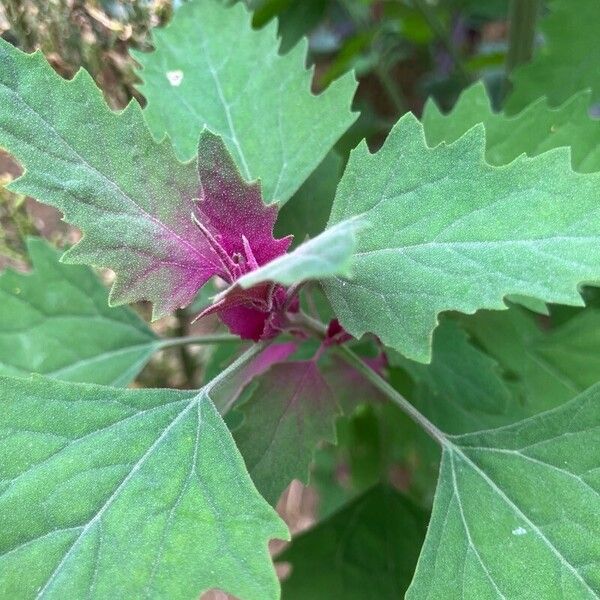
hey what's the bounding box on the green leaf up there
[407,384,600,598]
[506,0,600,113]
[279,484,427,599]
[0,238,157,386]
[463,306,600,414]
[132,0,357,204]
[0,352,288,599]
[234,361,339,505]
[392,320,526,434]
[321,113,600,362]
[423,82,600,173]
[0,39,204,319]
[231,219,361,291]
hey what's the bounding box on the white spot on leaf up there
[512,527,527,536]
[166,70,184,87]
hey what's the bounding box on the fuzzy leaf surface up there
[322,113,600,362]
[0,238,157,386]
[506,0,600,113]
[280,484,427,599]
[234,361,339,505]
[0,356,288,599]
[133,0,357,204]
[231,220,360,291]
[0,39,291,319]
[424,83,600,173]
[407,385,600,598]
[0,40,200,318]
[392,320,526,434]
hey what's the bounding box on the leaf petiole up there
[155,333,241,350]
[335,344,446,446]
[290,310,446,445]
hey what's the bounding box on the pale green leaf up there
[0,39,205,319]
[232,219,360,291]
[423,82,600,173]
[132,0,357,204]
[506,0,600,113]
[279,484,427,599]
[0,350,288,600]
[392,320,526,434]
[0,238,157,386]
[407,384,600,598]
[505,294,548,316]
[322,113,600,362]
[234,361,339,504]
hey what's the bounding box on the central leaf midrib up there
[197,31,251,180]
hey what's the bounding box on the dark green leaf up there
[280,484,427,599]
[392,319,526,434]
[506,0,600,113]
[424,82,600,173]
[464,306,600,414]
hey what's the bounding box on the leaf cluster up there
[1,1,600,598]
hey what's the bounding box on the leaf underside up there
[233,219,360,291]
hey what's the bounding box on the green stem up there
[156,333,240,350]
[375,64,408,115]
[286,310,327,338]
[291,310,446,445]
[505,0,540,75]
[335,344,446,446]
[413,0,470,85]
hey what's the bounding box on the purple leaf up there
[196,131,292,273]
[210,342,298,413]
[234,360,340,504]
[191,132,296,339]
